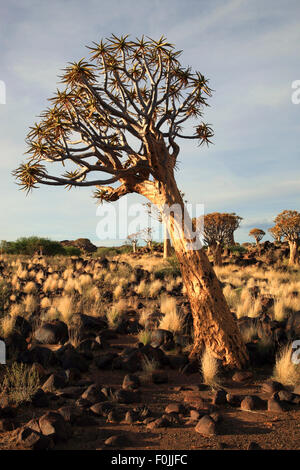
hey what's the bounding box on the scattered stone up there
[146,416,170,429]
[42,373,67,392]
[165,403,184,414]
[232,371,253,383]
[0,419,13,431]
[104,435,126,447]
[115,389,140,404]
[90,402,113,417]
[34,321,68,345]
[268,398,285,412]
[31,388,49,407]
[81,384,106,404]
[195,415,217,436]
[122,374,140,390]
[261,380,283,395]
[226,393,242,407]
[124,410,135,424]
[247,441,262,450]
[18,427,53,450]
[39,411,71,442]
[241,395,265,411]
[212,389,227,405]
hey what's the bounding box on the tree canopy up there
[271,210,300,242]
[249,228,265,243]
[195,212,242,247]
[13,34,213,203]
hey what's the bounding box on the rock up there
[226,393,242,407]
[39,411,71,442]
[247,441,262,450]
[261,380,283,395]
[240,395,265,411]
[146,416,170,429]
[77,339,102,356]
[42,373,67,392]
[56,406,75,423]
[90,402,113,417]
[18,427,53,450]
[56,386,85,399]
[114,389,140,404]
[34,321,68,345]
[232,371,253,383]
[95,353,117,369]
[165,403,184,414]
[19,346,57,368]
[286,312,300,340]
[190,409,202,421]
[267,398,285,412]
[60,348,89,372]
[210,412,222,424]
[14,315,32,338]
[81,384,106,404]
[107,410,119,424]
[122,374,140,390]
[31,388,49,407]
[151,329,174,348]
[104,435,126,447]
[277,390,295,403]
[152,371,168,384]
[124,410,135,424]
[212,389,227,405]
[195,415,217,436]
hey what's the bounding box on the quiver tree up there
[194,212,242,267]
[270,210,300,265]
[140,227,153,249]
[13,34,248,368]
[249,228,265,246]
[127,232,139,253]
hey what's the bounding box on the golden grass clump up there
[23,281,37,294]
[200,347,221,389]
[56,295,75,323]
[1,315,16,338]
[3,362,40,405]
[159,296,184,334]
[272,345,300,387]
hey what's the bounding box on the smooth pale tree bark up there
[132,241,137,253]
[288,240,299,266]
[163,224,172,259]
[134,168,248,368]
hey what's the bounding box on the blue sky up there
[1,0,300,245]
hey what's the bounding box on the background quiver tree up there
[13,34,248,368]
[127,232,139,253]
[194,212,242,267]
[270,210,300,266]
[249,228,265,246]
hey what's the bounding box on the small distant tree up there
[195,212,242,266]
[140,227,153,249]
[249,228,265,246]
[270,210,300,265]
[127,232,139,253]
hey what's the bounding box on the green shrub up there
[0,237,65,256]
[62,246,81,256]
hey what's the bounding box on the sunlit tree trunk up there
[288,240,299,266]
[136,174,248,368]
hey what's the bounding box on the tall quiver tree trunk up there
[288,240,299,265]
[163,223,172,259]
[136,172,248,369]
[212,243,222,266]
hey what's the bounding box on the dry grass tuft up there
[200,347,221,389]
